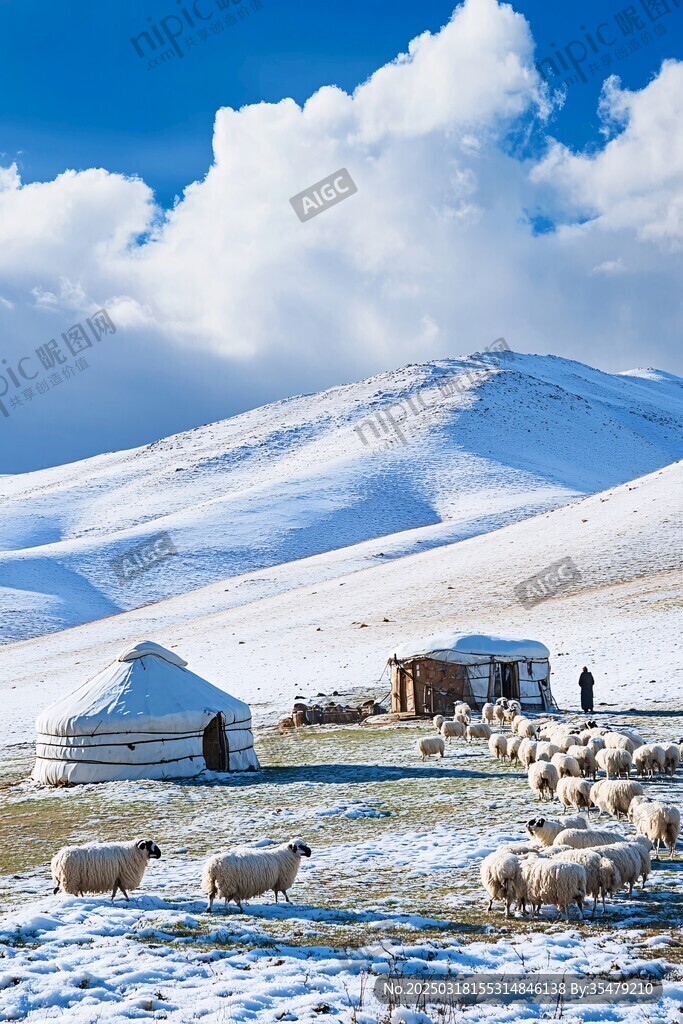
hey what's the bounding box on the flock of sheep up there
[51,838,312,912]
[417,697,681,921]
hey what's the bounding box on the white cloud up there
[0,0,681,472]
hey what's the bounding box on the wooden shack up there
[389,632,556,716]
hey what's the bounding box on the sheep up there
[580,727,607,743]
[603,731,642,755]
[493,704,507,728]
[528,760,559,801]
[664,743,681,777]
[51,839,161,900]
[433,715,444,731]
[506,735,522,764]
[488,733,508,759]
[454,712,469,726]
[548,848,621,916]
[535,742,560,763]
[453,702,471,722]
[566,744,597,780]
[586,736,606,755]
[480,850,523,917]
[628,797,680,859]
[597,842,647,896]
[649,744,667,775]
[466,723,491,743]
[590,779,643,819]
[202,839,311,912]
[551,753,581,779]
[481,702,496,725]
[520,858,586,920]
[511,714,525,733]
[526,814,588,846]
[417,736,445,760]
[518,738,538,768]
[556,777,593,813]
[553,826,627,849]
[505,700,521,719]
[595,747,632,780]
[556,733,582,753]
[441,720,466,741]
[516,719,537,740]
[633,745,654,778]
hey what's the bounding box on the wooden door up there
[203,714,228,771]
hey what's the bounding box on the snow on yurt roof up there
[391,632,550,665]
[36,641,251,737]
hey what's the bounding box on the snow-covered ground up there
[1,351,682,643]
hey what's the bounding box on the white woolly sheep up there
[506,736,522,764]
[493,705,507,728]
[526,814,588,846]
[556,777,593,813]
[520,858,586,919]
[549,848,621,916]
[566,744,597,780]
[553,826,626,850]
[441,720,466,741]
[516,719,537,740]
[597,841,648,896]
[633,745,654,778]
[433,715,444,731]
[535,742,560,763]
[586,736,606,755]
[488,733,508,759]
[417,736,445,760]
[202,839,311,912]
[603,732,642,755]
[580,727,607,743]
[51,839,161,900]
[481,702,495,725]
[518,738,538,768]
[556,733,582,753]
[628,797,680,859]
[454,712,469,726]
[528,760,559,801]
[453,702,471,722]
[511,714,525,733]
[649,744,667,775]
[466,723,492,743]
[590,779,643,819]
[663,744,680,777]
[480,850,523,917]
[551,753,581,779]
[595,747,632,780]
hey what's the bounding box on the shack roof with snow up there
[33,641,260,785]
[389,632,555,715]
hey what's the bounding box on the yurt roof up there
[391,632,550,665]
[36,641,251,737]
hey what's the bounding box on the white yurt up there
[33,641,260,785]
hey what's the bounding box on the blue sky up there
[3,0,680,207]
[1,0,682,473]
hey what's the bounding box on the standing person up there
[578,666,595,713]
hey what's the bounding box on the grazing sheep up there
[580,727,607,743]
[433,715,444,731]
[441,720,466,741]
[556,777,593,813]
[453,702,471,722]
[595,747,632,780]
[493,705,507,728]
[488,733,508,759]
[203,839,311,912]
[590,779,643,819]
[526,814,588,846]
[633,745,654,778]
[511,714,525,734]
[520,858,586,920]
[51,839,161,900]
[649,744,667,775]
[506,736,522,764]
[586,736,606,755]
[553,826,626,850]
[628,797,680,859]
[663,744,680,777]
[480,850,523,917]
[551,753,581,779]
[517,719,537,740]
[454,712,469,726]
[417,736,445,760]
[556,733,582,753]
[598,842,646,896]
[481,702,496,726]
[518,738,538,768]
[566,745,597,780]
[535,742,560,763]
[549,848,621,915]
[466,723,492,743]
[604,732,642,755]
[528,761,559,801]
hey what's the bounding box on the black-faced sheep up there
[202,839,311,912]
[526,814,588,846]
[51,839,161,900]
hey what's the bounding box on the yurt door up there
[203,714,229,772]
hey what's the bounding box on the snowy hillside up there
[1,460,680,750]
[1,349,681,644]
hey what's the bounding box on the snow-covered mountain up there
[1,349,682,643]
